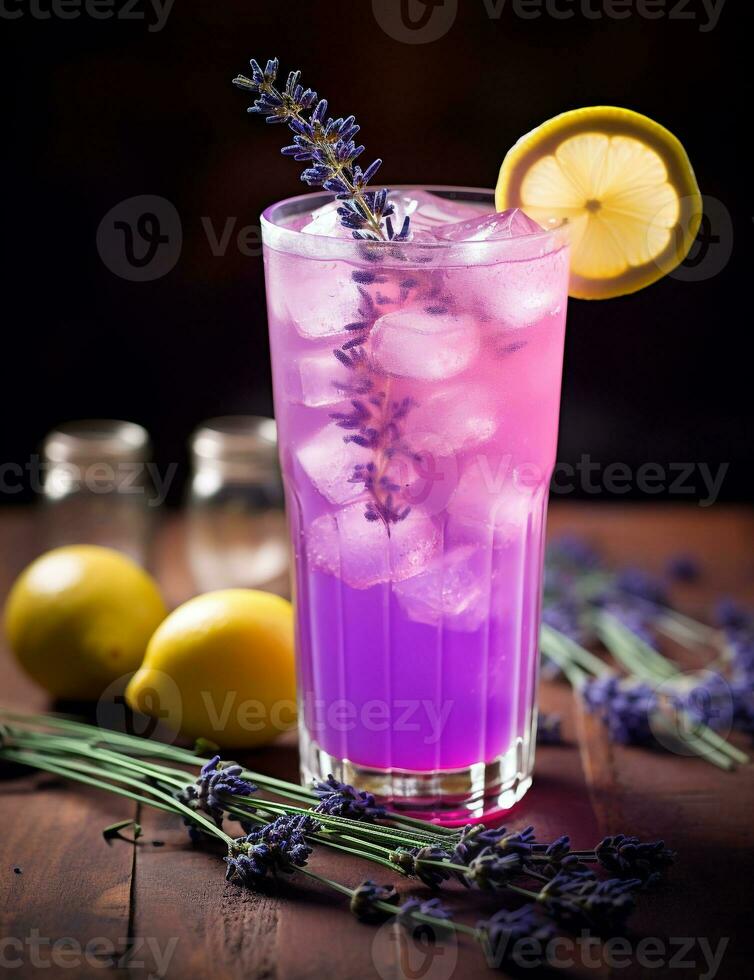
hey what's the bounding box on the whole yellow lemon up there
[4,545,167,699]
[125,589,296,748]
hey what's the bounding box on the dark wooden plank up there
[0,779,136,980]
[125,734,300,979]
[127,803,279,979]
[0,509,135,980]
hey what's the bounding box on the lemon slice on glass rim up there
[495,106,702,299]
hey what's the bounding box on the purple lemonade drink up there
[262,187,569,819]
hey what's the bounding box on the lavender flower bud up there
[477,905,557,968]
[349,880,397,922]
[389,846,453,887]
[313,774,387,821]
[540,870,641,935]
[595,835,675,884]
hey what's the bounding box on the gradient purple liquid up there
[263,191,569,773]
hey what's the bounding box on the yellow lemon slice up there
[496,106,702,299]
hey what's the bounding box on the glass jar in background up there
[186,416,289,595]
[42,420,155,564]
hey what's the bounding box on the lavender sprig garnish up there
[234,57,421,526]
[233,58,409,242]
[176,754,257,842]
[179,754,257,824]
[389,845,454,887]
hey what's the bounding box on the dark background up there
[2,0,749,505]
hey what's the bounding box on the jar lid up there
[43,420,151,464]
[190,416,278,467]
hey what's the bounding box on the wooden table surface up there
[1,504,753,979]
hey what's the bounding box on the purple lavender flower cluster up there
[179,754,257,841]
[582,676,659,746]
[225,813,320,886]
[595,834,675,887]
[687,600,754,735]
[539,870,641,934]
[544,536,754,753]
[312,774,387,821]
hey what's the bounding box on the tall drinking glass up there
[261,187,569,821]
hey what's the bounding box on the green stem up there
[1,745,233,843]
[541,624,610,678]
[0,748,179,817]
[297,866,357,900]
[297,870,476,939]
[506,882,541,901]
[226,795,446,849]
[539,632,591,688]
[649,716,735,771]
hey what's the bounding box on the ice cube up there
[447,455,531,530]
[285,350,351,408]
[283,261,360,339]
[458,239,566,331]
[397,190,490,235]
[393,545,489,631]
[300,200,354,239]
[296,426,368,505]
[434,208,544,243]
[407,385,497,454]
[371,306,479,381]
[307,504,439,590]
[482,249,566,329]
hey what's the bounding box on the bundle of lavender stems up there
[540,536,753,770]
[1,709,674,971]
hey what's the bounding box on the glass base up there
[299,726,534,826]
